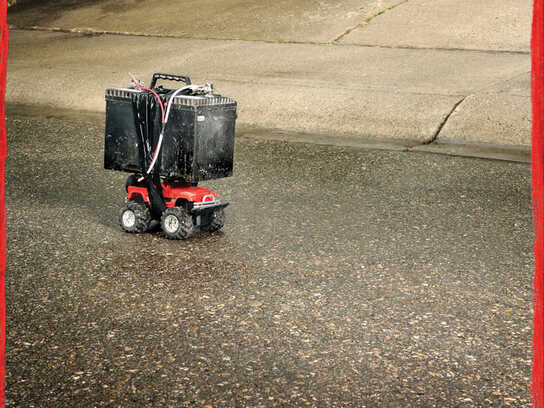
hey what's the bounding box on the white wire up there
[144,85,198,176]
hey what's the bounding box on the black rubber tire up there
[161,207,194,240]
[201,207,225,233]
[120,201,151,233]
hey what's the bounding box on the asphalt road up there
[4,112,533,407]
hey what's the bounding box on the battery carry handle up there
[150,73,192,89]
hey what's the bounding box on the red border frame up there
[0,0,7,405]
[0,1,541,406]
[533,0,544,405]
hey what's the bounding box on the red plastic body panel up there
[127,183,218,208]
[161,183,217,204]
[127,186,151,205]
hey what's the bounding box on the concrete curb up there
[438,94,531,147]
[6,102,530,164]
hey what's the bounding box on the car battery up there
[104,84,237,183]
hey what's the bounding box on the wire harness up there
[128,74,209,179]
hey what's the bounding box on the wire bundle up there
[129,74,199,178]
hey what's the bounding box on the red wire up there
[129,74,165,123]
[129,74,167,174]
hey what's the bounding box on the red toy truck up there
[121,177,227,239]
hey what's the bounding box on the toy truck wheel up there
[120,201,151,233]
[161,207,194,240]
[201,207,225,233]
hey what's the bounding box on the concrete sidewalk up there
[6,0,533,158]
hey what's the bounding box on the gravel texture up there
[4,115,533,407]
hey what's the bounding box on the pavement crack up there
[332,0,409,43]
[424,95,468,145]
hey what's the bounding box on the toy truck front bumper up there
[190,197,228,228]
[190,194,229,214]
